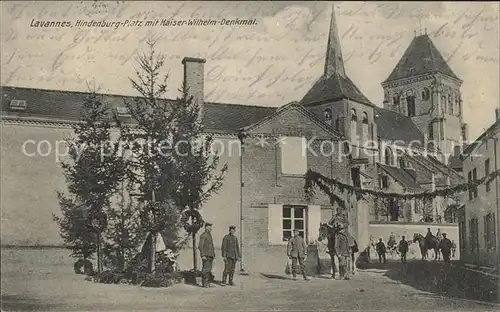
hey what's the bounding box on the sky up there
[1,1,499,140]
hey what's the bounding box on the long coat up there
[287,235,307,258]
[198,231,215,258]
[221,234,241,260]
[334,230,351,257]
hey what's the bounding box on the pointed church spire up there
[324,4,346,79]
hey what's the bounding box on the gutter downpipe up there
[238,129,248,275]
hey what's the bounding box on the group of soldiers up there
[375,228,456,263]
[197,223,240,287]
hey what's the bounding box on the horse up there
[318,222,357,278]
[413,233,440,261]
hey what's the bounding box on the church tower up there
[301,5,378,164]
[381,32,468,162]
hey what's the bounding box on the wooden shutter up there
[307,205,321,244]
[268,204,283,245]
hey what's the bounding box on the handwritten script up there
[1,1,498,118]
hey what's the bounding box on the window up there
[380,176,389,188]
[484,213,496,250]
[282,205,306,241]
[459,220,466,249]
[448,94,453,114]
[9,99,27,110]
[455,94,460,116]
[324,109,332,120]
[385,147,393,166]
[351,167,361,188]
[421,88,430,101]
[441,96,447,113]
[472,168,478,198]
[469,218,479,255]
[468,171,473,200]
[429,123,434,140]
[406,94,416,117]
[280,137,307,175]
[461,125,467,141]
[116,106,131,117]
[351,108,357,121]
[362,112,369,124]
[393,95,400,107]
[485,159,491,192]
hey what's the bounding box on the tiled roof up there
[374,107,425,144]
[379,164,421,190]
[0,86,276,133]
[203,102,276,132]
[300,73,374,107]
[383,34,460,83]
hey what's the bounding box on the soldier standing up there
[287,229,309,281]
[398,236,409,263]
[221,225,241,286]
[198,222,215,287]
[439,233,453,264]
[335,223,352,280]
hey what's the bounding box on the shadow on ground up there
[1,294,59,311]
[359,260,499,304]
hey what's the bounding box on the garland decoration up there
[304,168,500,208]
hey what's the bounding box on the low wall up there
[367,221,460,261]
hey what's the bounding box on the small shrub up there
[95,270,125,284]
[141,272,182,288]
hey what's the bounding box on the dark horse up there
[318,222,357,278]
[413,233,440,261]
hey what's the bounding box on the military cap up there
[229,225,236,230]
[205,222,212,227]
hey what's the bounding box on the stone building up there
[460,112,500,270]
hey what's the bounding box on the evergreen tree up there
[118,39,227,271]
[54,90,127,269]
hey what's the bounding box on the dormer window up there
[351,108,357,121]
[116,106,131,117]
[324,108,332,120]
[9,100,27,110]
[362,112,369,124]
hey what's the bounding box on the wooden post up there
[192,231,197,271]
[97,231,102,274]
[151,189,156,273]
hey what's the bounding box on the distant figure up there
[439,233,453,263]
[398,236,409,264]
[287,229,309,281]
[451,240,457,258]
[436,228,442,241]
[375,238,387,264]
[387,232,396,249]
[221,225,241,286]
[425,228,434,245]
[198,223,215,287]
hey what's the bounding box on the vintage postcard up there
[1,1,499,310]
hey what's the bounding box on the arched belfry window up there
[351,108,357,121]
[448,94,453,114]
[406,90,416,117]
[324,108,332,120]
[422,88,430,101]
[385,147,393,166]
[442,95,447,113]
[362,112,369,124]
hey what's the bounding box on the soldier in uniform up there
[287,229,309,281]
[335,223,352,280]
[198,222,215,287]
[221,225,241,286]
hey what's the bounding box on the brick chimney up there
[496,108,500,121]
[182,57,206,116]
